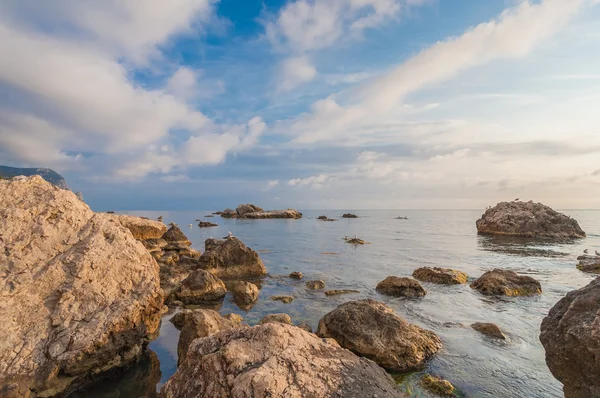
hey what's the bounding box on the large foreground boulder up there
[470,269,542,296]
[0,176,164,397]
[197,237,266,279]
[540,278,600,398]
[476,201,585,239]
[160,323,404,398]
[316,299,441,371]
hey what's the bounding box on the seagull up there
[188,224,193,228]
[228,231,233,237]
[514,198,520,202]
[596,250,600,256]
[584,249,589,254]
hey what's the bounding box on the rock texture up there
[159,323,405,398]
[162,224,192,250]
[229,281,259,306]
[376,276,427,298]
[471,323,506,340]
[289,271,303,280]
[306,280,325,290]
[540,277,600,398]
[111,214,167,240]
[420,374,455,397]
[316,299,441,371]
[259,313,292,325]
[412,267,468,285]
[576,255,600,274]
[0,176,164,397]
[0,165,69,189]
[197,221,218,228]
[221,208,238,218]
[197,237,266,279]
[470,269,542,296]
[241,209,303,219]
[235,204,264,217]
[177,309,243,365]
[324,289,360,296]
[271,295,294,304]
[476,201,585,239]
[176,269,227,304]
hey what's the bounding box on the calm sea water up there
[73,209,600,398]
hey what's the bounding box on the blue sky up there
[1,0,600,210]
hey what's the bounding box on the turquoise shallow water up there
[72,209,600,398]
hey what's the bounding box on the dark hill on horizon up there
[0,165,69,189]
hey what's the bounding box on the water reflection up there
[477,235,571,257]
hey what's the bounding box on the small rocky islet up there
[1,177,598,397]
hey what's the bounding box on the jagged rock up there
[235,204,264,217]
[197,237,266,279]
[420,374,455,397]
[220,208,238,218]
[413,267,468,285]
[376,276,427,298]
[540,277,600,398]
[296,323,313,333]
[177,309,243,365]
[470,269,542,296]
[159,323,404,398]
[342,213,358,218]
[197,221,218,228]
[471,323,506,340]
[259,313,292,325]
[142,238,168,253]
[228,281,259,306]
[109,215,166,240]
[289,271,303,279]
[176,269,227,304]
[240,209,302,219]
[161,225,191,250]
[476,201,585,239]
[576,255,600,274]
[316,299,441,371]
[306,280,325,290]
[271,295,294,304]
[0,176,163,396]
[324,289,360,296]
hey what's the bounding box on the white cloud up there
[288,174,332,188]
[160,174,190,183]
[266,180,280,190]
[278,56,318,91]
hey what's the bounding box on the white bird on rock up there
[596,250,600,256]
[228,231,233,237]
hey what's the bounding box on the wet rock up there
[235,203,264,217]
[197,237,266,279]
[540,277,600,398]
[576,255,600,274]
[289,271,303,279]
[317,215,328,220]
[342,213,358,218]
[0,176,163,396]
[176,269,227,304]
[197,221,218,228]
[241,209,303,219]
[346,238,365,244]
[259,313,292,325]
[220,208,238,218]
[413,267,468,285]
[316,299,441,371]
[159,323,404,398]
[376,276,427,298]
[470,269,542,296]
[110,214,167,240]
[476,201,585,239]
[420,374,455,397]
[306,280,326,290]
[271,295,294,304]
[177,309,244,365]
[324,289,360,296]
[471,322,506,340]
[229,281,259,306]
[170,310,192,330]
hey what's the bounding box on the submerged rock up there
[540,277,600,398]
[259,313,292,325]
[289,271,303,279]
[176,269,227,304]
[576,255,600,274]
[198,221,218,228]
[342,213,358,218]
[0,176,164,396]
[470,269,542,296]
[376,276,427,298]
[324,289,360,296]
[229,281,259,306]
[316,299,441,371]
[471,322,506,340]
[476,201,585,239]
[306,280,326,290]
[412,267,468,285]
[197,237,266,279]
[420,374,455,397]
[271,295,294,304]
[159,323,404,398]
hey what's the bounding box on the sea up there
[71,209,600,398]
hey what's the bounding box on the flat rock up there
[476,201,585,239]
[241,209,302,219]
[324,289,360,296]
[346,238,365,244]
[176,269,227,304]
[229,281,259,306]
[342,213,358,218]
[316,299,441,372]
[110,215,167,240]
[159,323,405,398]
[306,280,325,290]
[197,237,266,279]
[289,271,303,279]
[271,295,294,304]
[471,322,506,340]
[198,221,218,228]
[470,269,542,296]
[259,313,292,325]
[376,276,427,298]
[0,176,164,396]
[540,277,600,398]
[412,267,468,285]
[576,255,600,274]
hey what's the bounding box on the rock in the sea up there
[229,281,259,306]
[236,203,264,217]
[198,221,218,228]
[197,237,266,279]
[576,255,600,274]
[306,280,326,290]
[470,269,542,296]
[376,276,427,298]
[342,213,358,218]
[176,269,227,304]
[159,323,404,398]
[271,295,294,304]
[161,224,192,250]
[413,267,468,285]
[420,374,455,397]
[324,289,360,296]
[289,271,303,279]
[346,238,365,244]
[317,215,328,220]
[221,208,238,218]
[110,214,167,240]
[316,299,441,371]
[476,201,585,239]
[259,313,292,325]
[540,277,600,398]
[471,322,506,340]
[177,309,243,365]
[241,209,303,219]
[0,176,164,396]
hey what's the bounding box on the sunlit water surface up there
[72,210,600,398]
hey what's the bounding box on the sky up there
[1,0,599,211]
